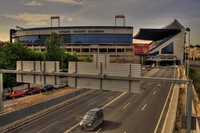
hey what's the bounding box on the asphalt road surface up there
[13,67,176,133]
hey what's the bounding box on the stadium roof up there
[134,29,181,41]
[134,19,183,41]
[14,26,133,31]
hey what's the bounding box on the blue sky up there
[0,0,199,45]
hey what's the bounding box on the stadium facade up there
[10,26,134,62]
[134,19,186,65]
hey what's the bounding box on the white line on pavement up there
[64,123,80,133]
[37,121,58,133]
[153,90,157,95]
[96,128,102,133]
[123,102,130,109]
[139,90,144,94]
[88,100,96,105]
[154,67,176,133]
[141,104,147,111]
[102,92,127,109]
[64,92,127,133]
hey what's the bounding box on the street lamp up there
[186,28,190,79]
[185,27,192,133]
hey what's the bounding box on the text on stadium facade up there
[59,30,104,34]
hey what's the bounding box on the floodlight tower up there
[51,16,60,27]
[115,15,125,26]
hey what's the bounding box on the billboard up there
[133,43,149,55]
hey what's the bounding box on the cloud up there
[24,1,43,6]
[45,0,87,5]
[2,13,75,26]
[3,13,52,26]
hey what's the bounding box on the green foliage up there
[0,38,79,88]
[62,52,78,69]
[31,50,45,61]
[45,32,63,61]
[78,56,92,62]
[190,68,200,98]
[0,42,45,88]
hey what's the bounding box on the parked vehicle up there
[6,90,27,99]
[54,83,68,89]
[80,108,104,131]
[42,85,54,92]
[26,87,43,95]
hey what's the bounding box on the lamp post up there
[186,27,190,79]
[185,27,191,133]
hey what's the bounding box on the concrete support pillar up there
[156,61,159,67]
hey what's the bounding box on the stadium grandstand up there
[134,19,186,65]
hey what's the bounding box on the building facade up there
[11,26,134,62]
[134,19,186,65]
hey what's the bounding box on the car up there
[26,87,43,95]
[54,83,68,89]
[42,85,54,92]
[6,90,27,99]
[80,108,104,131]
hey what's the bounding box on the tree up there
[63,52,78,69]
[44,32,63,61]
[0,42,45,89]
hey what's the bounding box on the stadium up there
[10,18,187,65]
[10,26,134,62]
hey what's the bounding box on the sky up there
[0,0,200,45]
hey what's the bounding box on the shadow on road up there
[99,120,121,132]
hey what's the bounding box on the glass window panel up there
[161,42,174,54]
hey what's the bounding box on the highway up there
[11,67,176,133]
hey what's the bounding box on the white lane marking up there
[141,104,147,111]
[96,128,102,133]
[139,90,144,94]
[37,121,58,133]
[123,102,130,109]
[64,123,80,133]
[102,92,127,109]
[154,67,176,133]
[153,90,157,95]
[64,92,127,133]
[88,100,96,105]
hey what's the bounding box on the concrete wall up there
[16,61,60,85]
[68,54,141,93]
